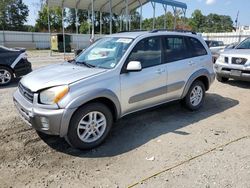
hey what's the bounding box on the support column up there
[183,9,186,25]
[47,6,51,56]
[75,8,79,49]
[109,0,112,34]
[138,0,142,30]
[125,0,128,31]
[91,0,95,42]
[100,11,102,35]
[173,7,177,30]
[62,7,66,58]
[129,14,131,31]
[163,5,167,29]
[120,13,123,31]
[88,10,90,34]
[151,2,156,29]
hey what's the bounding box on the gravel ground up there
[0,51,250,188]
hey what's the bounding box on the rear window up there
[164,36,189,63]
[188,37,207,57]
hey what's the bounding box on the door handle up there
[188,61,195,66]
[156,69,166,74]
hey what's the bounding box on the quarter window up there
[164,36,189,63]
[188,37,207,57]
[127,37,161,68]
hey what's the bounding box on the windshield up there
[236,38,250,49]
[75,37,133,69]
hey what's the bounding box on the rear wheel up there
[66,103,113,150]
[183,80,205,111]
[0,66,13,86]
[216,75,229,82]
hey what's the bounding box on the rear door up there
[163,36,193,100]
[186,37,211,73]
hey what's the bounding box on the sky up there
[24,0,250,26]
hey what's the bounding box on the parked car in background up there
[0,46,31,86]
[205,40,226,63]
[13,30,215,150]
[214,37,250,82]
[224,42,239,50]
[211,42,239,63]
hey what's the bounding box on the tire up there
[216,75,229,82]
[0,66,14,86]
[66,103,113,150]
[183,80,205,111]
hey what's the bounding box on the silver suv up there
[13,30,215,149]
[214,37,250,82]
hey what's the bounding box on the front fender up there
[59,89,121,137]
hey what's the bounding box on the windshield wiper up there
[74,61,96,68]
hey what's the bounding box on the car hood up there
[221,49,250,58]
[21,62,107,92]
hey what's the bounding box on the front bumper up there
[214,64,250,81]
[13,89,65,136]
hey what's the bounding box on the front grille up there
[232,57,247,65]
[18,83,34,102]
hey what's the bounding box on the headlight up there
[216,55,224,63]
[40,85,69,105]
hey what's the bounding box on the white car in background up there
[214,37,250,82]
[205,40,226,63]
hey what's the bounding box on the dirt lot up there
[0,51,250,188]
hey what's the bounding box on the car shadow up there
[226,80,250,89]
[38,93,239,158]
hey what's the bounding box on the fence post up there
[238,29,242,43]
[2,30,5,46]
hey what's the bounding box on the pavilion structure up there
[46,0,187,55]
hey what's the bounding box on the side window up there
[127,37,161,68]
[164,36,189,63]
[188,37,207,57]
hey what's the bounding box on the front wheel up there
[66,103,113,150]
[183,80,205,111]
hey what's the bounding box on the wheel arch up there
[181,69,212,98]
[59,89,121,137]
[0,64,14,72]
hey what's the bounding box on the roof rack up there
[150,29,197,35]
[118,29,148,33]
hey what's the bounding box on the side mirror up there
[126,61,142,72]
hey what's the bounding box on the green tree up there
[142,12,174,30]
[0,0,29,31]
[66,9,88,33]
[35,6,65,32]
[79,21,89,34]
[188,9,205,32]
[188,9,233,33]
[204,14,233,32]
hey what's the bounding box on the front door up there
[120,36,167,115]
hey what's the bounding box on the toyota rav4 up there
[13,30,215,150]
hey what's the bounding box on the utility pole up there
[235,11,239,29]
